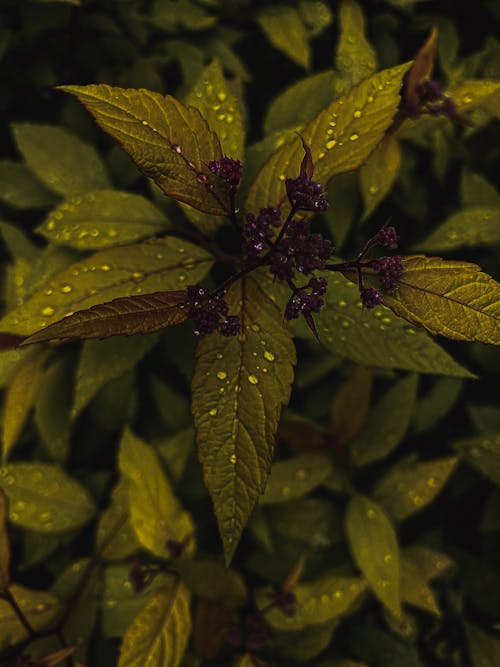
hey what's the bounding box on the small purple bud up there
[208,157,243,186]
[378,226,399,249]
[219,316,240,337]
[360,287,382,309]
[129,556,146,593]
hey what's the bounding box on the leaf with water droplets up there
[465,623,500,667]
[349,374,418,467]
[37,190,170,250]
[257,6,311,70]
[259,453,332,504]
[359,135,401,220]
[118,579,191,667]
[415,207,500,252]
[12,123,110,198]
[0,584,60,650]
[374,457,458,521]
[96,479,141,561]
[118,428,195,558]
[330,366,373,447]
[246,62,411,214]
[192,276,295,564]
[452,433,500,485]
[256,572,366,630]
[345,494,401,618]
[400,555,441,616]
[59,84,231,216]
[2,347,49,462]
[445,79,500,116]
[0,236,212,337]
[403,545,454,582]
[0,490,10,590]
[0,160,56,210]
[336,0,377,87]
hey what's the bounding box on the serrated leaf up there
[415,207,500,251]
[0,160,56,210]
[2,347,49,462]
[374,457,458,521]
[0,236,212,336]
[400,556,440,616]
[37,190,170,250]
[257,6,311,70]
[259,453,332,504]
[376,255,500,345]
[12,123,110,198]
[349,374,418,467]
[0,490,10,589]
[336,0,377,86]
[192,277,295,564]
[257,573,366,630]
[466,623,500,667]
[330,366,373,447]
[118,429,195,558]
[97,479,140,561]
[452,433,500,484]
[177,558,247,608]
[359,135,401,220]
[118,580,191,667]
[246,63,412,215]
[345,494,401,618]
[60,84,231,216]
[0,584,60,650]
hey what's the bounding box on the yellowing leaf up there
[374,457,458,520]
[452,433,500,485]
[0,160,55,210]
[257,572,366,630]
[0,584,60,650]
[378,255,500,345]
[330,366,373,447]
[246,63,411,214]
[37,190,170,250]
[359,135,401,220]
[60,85,231,216]
[118,429,195,558]
[400,556,440,616]
[0,490,10,589]
[192,277,295,564]
[118,580,191,667]
[336,0,377,86]
[259,453,332,504]
[12,123,110,198]
[0,236,212,336]
[403,545,454,581]
[349,374,418,467]
[2,347,49,462]
[257,6,311,70]
[0,463,96,532]
[345,494,401,618]
[446,79,500,115]
[96,479,140,561]
[415,207,500,251]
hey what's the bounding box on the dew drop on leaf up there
[217,371,227,380]
[248,375,259,385]
[349,133,360,141]
[263,351,275,361]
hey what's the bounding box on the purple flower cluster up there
[129,556,148,593]
[378,226,399,249]
[184,285,240,337]
[406,79,467,125]
[372,255,404,292]
[360,287,383,309]
[284,278,327,320]
[266,589,297,617]
[226,613,274,652]
[285,173,329,211]
[243,206,281,257]
[208,157,243,186]
[270,219,332,280]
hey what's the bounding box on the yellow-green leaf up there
[403,545,454,582]
[400,556,440,616]
[12,123,110,198]
[118,580,191,667]
[118,429,195,558]
[446,79,500,115]
[374,457,458,520]
[256,573,366,630]
[192,277,295,564]
[96,479,141,561]
[0,490,10,589]
[466,623,500,667]
[336,0,377,86]
[452,433,500,484]
[0,463,96,532]
[257,6,311,70]
[330,366,373,447]
[177,558,247,609]
[460,171,500,208]
[2,347,49,462]
[378,255,500,345]
[0,584,60,650]
[246,62,411,214]
[415,207,500,251]
[0,236,212,336]
[37,190,170,250]
[359,135,401,220]
[345,494,401,618]
[259,453,332,504]
[0,160,56,210]
[60,84,230,216]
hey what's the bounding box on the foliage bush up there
[0,1,499,666]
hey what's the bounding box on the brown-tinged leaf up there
[59,85,231,216]
[193,600,230,660]
[38,647,77,667]
[0,490,10,590]
[404,27,438,111]
[330,366,373,447]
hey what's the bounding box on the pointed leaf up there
[460,171,500,208]
[330,366,373,446]
[12,123,110,198]
[118,429,195,558]
[177,558,247,608]
[336,0,377,86]
[466,623,500,667]
[0,584,60,650]
[0,236,212,336]
[345,494,401,618]
[445,79,500,115]
[415,207,500,252]
[118,580,191,667]
[359,135,401,220]
[452,433,500,485]
[37,190,170,250]
[374,457,458,520]
[257,6,311,70]
[192,277,295,564]
[0,463,96,532]
[400,556,440,617]
[412,377,463,434]
[0,490,10,589]
[403,27,438,111]
[403,545,454,581]
[259,453,332,504]
[60,84,231,216]
[0,160,56,210]
[97,479,141,561]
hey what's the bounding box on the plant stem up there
[0,589,35,638]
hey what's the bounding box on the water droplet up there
[229,454,237,464]
[368,185,379,195]
[106,599,117,608]
[380,578,390,588]
[295,468,306,479]
[178,274,186,283]
[217,90,227,102]
[15,501,26,510]
[334,590,343,599]
[216,353,223,360]
[366,509,376,519]
[326,139,337,150]
[101,264,111,272]
[337,299,347,307]
[209,408,218,417]
[384,553,393,564]
[349,133,360,141]
[353,110,362,118]
[217,371,227,380]
[132,271,143,281]
[248,375,259,385]
[142,120,148,126]
[61,284,72,293]
[278,174,286,181]
[47,220,56,231]
[367,95,374,103]
[251,323,260,332]
[172,144,182,154]
[462,94,472,104]
[281,486,291,497]
[40,511,52,522]
[427,477,438,488]
[10,512,19,520]
[329,120,337,127]
[197,174,208,184]
[318,151,325,159]
[42,306,55,316]
[44,288,53,296]
[263,351,275,362]
[216,113,226,121]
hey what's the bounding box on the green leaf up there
[403,545,454,581]
[460,171,500,208]
[118,428,195,558]
[37,190,170,250]
[150,376,191,431]
[0,490,10,590]
[259,453,332,504]
[0,584,60,650]
[269,498,344,548]
[359,135,401,220]
[12,123,110,198]
[445,79,500,114]
[345,494,401,618]
[412,377,463,434]
[0,236,212,336]
[0,463,96,532]
[330,366,373,447]
[336,0,377,86]
[257,572,366,630]
[278,619,337,661]
[452,433,500,484]
[177,558,247,608]
[0,160,56,210]
[257,6,311,70]
[415,207,500,251]
[349,374,418,467]
[373,457,458,520]
[97,479,141,561]
[192,277,295,564]
[324,172,359,249]
[118,579,191,667]
[60,84,231,216]
[246,62,412,215]
[400,556,440,616]
[466,623,500,667]
[156,427,195,482]
[377,256,500,345]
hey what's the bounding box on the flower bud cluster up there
[184,285,240,337]
[377,226,399,249]
[360,287,383,309]
[208,157,243,186]
[372,255,404,292]
[270,219,332,280]
[243,206,281,258]
[285,173,329,211]
[406,79,466,125]
[284,278,327,321]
